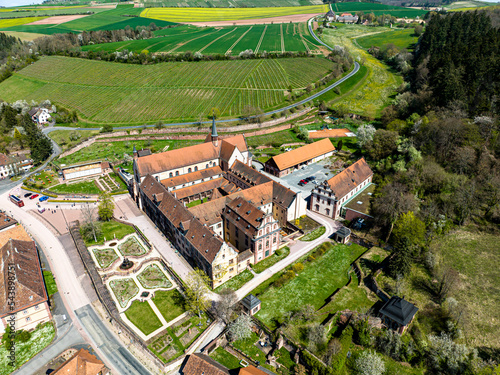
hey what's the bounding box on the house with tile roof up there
[310,158,373,220]
[181,353,230,375]
[51,348,109,375]
[0,153,33,179]
[264,139,335,177]
[0,226,52,334]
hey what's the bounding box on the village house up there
[326,9,336,22]
[51,348,109,375]
[0,153,33,179]
[0,224,52,334]
[337,12,359,23]
[310,158,373,220]
[264,138,335,177]
[134,123,305,287]
[28,107,51,125]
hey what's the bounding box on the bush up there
[292,263,304,273]
[330,326,353,373]
[275,248,283,256]
[355,350,385,375]
[307,255,315,262]
[17,330,31,343]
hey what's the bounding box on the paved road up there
[0,189,151,375]
[235,210,340,300]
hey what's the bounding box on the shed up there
[333,226,351,244]
[379,296,418,334]
[242,294,261,316]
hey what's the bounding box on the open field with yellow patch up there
[0,17,46,28]
[321,25,402,118]
[0,30,46,41]
[141,5,327,22]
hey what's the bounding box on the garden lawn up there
[210,347,242,370]
[125,300,163,336]
[84,220,135,246]
[43,270,58,296]
[292,215,320,232]
[152,289,187,322]
[300,226,325,241]
[247,129,302,148]
[0,323,55,375]
[50,180,101,195]
[254,243,365,328]
[232,332,264,362]
[48,129,98,151]
[215,269,253,292]
[252,247,290,273]
[24,170,58,189]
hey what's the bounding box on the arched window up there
[175,171,179,176]
[169,172,173,178]
[188,168,192,173]
[194,166,198,171]
[206,164,209,168]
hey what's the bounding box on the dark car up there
[306,176,316,182]
[24,192,32,198]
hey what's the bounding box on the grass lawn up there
[247,129,302,148]
[215,269,254,292]
[300,226,325,241]
[232,332,265,362]
[152,289,187,322]
[0,322,55,375]
[125,300,163,336]
[50,180,102,195]
[210,347,242,370]
[333,136,359,154]
[347,348,425,375]
[254,242,366,328]
[117,236,147,256]
[252,247,290,274]
[356,28,419,50]
[321,25,402,118]
[275,347,295,369]
[24,170,58,190]
[83,220,135,246]
[48,129,98,151]
[432,228,500,348]
[43,270,58,296]
[186,199,203,208]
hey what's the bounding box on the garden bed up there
[118,236,147,257]
[252,247,290,274]
[214,269,254,292]
[137,264,172,289]
[300,226,326,241]
[109,278,139,308]
[93,248,118,268]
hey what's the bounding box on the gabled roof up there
[230,160,272,186]
[0,212,17,232]
[326,158,373,199]
[271,181,297,208]
[52,348,106,375]
[182,353,230,375]
[136,142,219,177]
[219,140,236,162]
[225,197,265,235]
[28,108,38,117]
[162,166,223,189]
[184,219,225,264]
[189,198,226,226]
[204,133,249,154]
[326,10,335,16]
[0,239,47,317]
[379,296,418,326]
[266,139,335,171]
[137,148,152,157]
[239,366,273,375]
[242,294,261,310]
[173,177,226,200]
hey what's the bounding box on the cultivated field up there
[0,55,334,125]
[331,2,427,18]
[355,28,419,50]
[83,23,321,55]
[140,5,328,22]
[142,0,324,7]
[0,17,46,28]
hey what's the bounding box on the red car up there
[30,194,39,200]
[300,179,308,184]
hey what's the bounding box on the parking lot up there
[279,158,334,198]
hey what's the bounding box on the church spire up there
[211,115,218,146]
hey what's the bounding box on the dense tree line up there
[413,11,500,116]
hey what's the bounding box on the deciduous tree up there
[98,191,114,222]
[228,314,253,342]
[211,288,237,324]
[185,269,211,322]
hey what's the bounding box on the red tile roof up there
[52,348,107,375]
[326,158,373,199]
[266,139,335,171]
[182,353,230,375]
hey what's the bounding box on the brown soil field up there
[308,129,354,138]
[27,14,89,25]
[186,13,322,27]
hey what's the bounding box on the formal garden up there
[93,247,118,268]
[109,278,140,308]
[137,264,173,289]
[118,236,147,257]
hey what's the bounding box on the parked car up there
[30,194,39,200]
[24,192,32,198]
[307,176,316,181]
[300,179,308,184]
[39,195,49,202]
[298,182,304,186]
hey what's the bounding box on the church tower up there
[211,116,218,146]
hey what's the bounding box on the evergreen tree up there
[389,237,412,277]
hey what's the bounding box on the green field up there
[51,180,101,195]
[83,22,321,55]
[141,5,328,22]
[142,0,322,7]
[0,55,336,125]
[321,25,402,117]
[331,2,427,18]
[125,300,163,335]
[355,28,419,50]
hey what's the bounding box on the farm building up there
[326,9,336,21]
[310,158,373,220]
[61,161,104,180]
[337,12,359,23]
[135,123,305,288]
[28,107,52,125]
[0,225,52,334]
[264,138,335,177]
[379,296,418,334]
